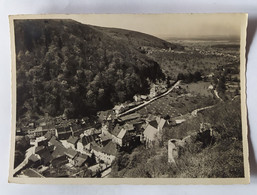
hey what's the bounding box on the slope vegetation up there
[14,19,180,122]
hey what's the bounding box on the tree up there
[177,73,185,80]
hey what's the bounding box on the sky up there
[70,14,246,40]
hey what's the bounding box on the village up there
[14,80,191,178]
[14,62,240,178]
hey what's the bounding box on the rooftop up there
[117,129,127,139]
[111,125,122,137]
[119,113,141,121]
[49,136,62,147]
[39,150,53,165]
[44,131,54,140]
[67,136,79,145]
[123,123,134,131]
[71,124,83,131]
[74,154,89,167]
[101,141,118,156]
[143,124,159,141]
[65,148,78,159]
[28,154,40,162]
[35,146,45,154]
[52,145,67,159]
[100,134,112,142]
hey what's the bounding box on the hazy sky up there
[71,14,245,39]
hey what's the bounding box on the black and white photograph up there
[8,14,249,184]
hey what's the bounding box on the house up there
[84,128,96,136]
[146,114,157,123]
[73,153,91,167]
[64,136,79,150]
[143,124,159,148]
[48,136,62,148]
[146,115,166,131]
[133,95,141,102]
[123,123,134,132]
[100,141,118,163]
[118,113,141,122]
[156,117,166,132]
[91,141,117,164]
[47,145,55,153]
[111,125,127,147]
[88,163,106,177]
[22,126,35,138]
[28,122,35,128]
[44,131,54,141]
[56,126,72,140]
[35,136,48,147]
[35,145,54,166]
[100,134,112,146]
[175,119,186,125]
[28,154,41,168]
[42,124,57,136]
[110,123,137,147]
[39,121,47,127]
[77,139,87,153]
[16,128,24,136]
[140,95,148,100]
[77,134,99,152]
[97,110,113,123]
[51,144,70,167]
[39,149,53,166]
[32,124,57,138]
[143,116,166,148]
[113,104,125,115]
[33,127,44,137]
[149,84,157,98]
[65,148,78,162]
[71,124,83,137]
[51,145,67,159]
[51,155,69,168]
[34,145,45,155]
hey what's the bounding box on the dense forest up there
[15,19,181,122]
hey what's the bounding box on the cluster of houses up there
[17,106,171,178]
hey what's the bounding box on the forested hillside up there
[14,19,179,122]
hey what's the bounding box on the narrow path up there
[191,105,215,117]
[214,89,223,101]
[118,80,181,117]
[173,105,215,122]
